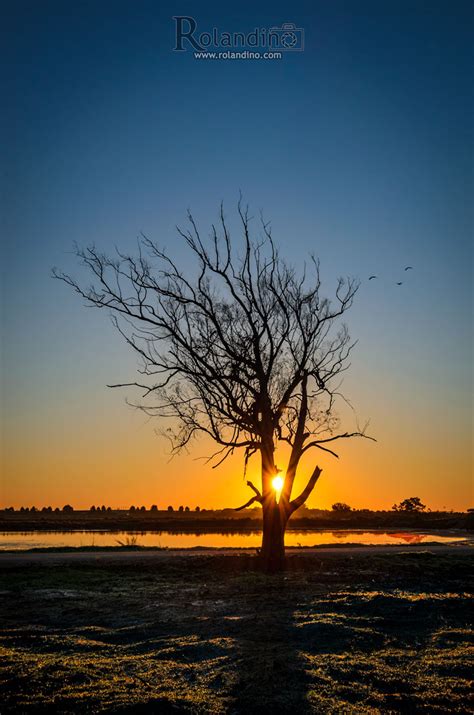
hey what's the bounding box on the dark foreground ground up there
[1,548,473,714]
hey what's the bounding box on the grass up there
[0,550,472,713]
[114,535,142,548]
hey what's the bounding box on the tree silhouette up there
[332,502,352,512]
[392,496,426,512]
[54,200,372,571]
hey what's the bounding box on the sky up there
[1,0,472,511]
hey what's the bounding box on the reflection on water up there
[0,530,467,551]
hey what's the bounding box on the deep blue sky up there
[1,1,472,509]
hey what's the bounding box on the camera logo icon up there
[269,23,305,51]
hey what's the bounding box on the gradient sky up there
[1,0,472,510]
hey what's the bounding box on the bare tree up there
[53,201,373,571]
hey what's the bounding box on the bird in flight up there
[404,266,413,271]
[396,282,403,285]
[368,275,377,280]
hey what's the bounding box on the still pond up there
[0,530,469,550]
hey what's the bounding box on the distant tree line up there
[330,498,429,513]
[2,504,206,512]
[128,505,203,513]
[3,505,74,513]
[1,498,451,514]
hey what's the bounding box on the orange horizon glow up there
[2,341,472,514]
[1,414,472,511]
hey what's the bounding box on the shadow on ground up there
[230,572,312,714]
[0,550,472,713]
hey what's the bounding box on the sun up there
[272,475,284,492]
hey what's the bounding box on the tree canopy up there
[53,202,370,478]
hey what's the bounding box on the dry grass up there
[0,550,472,713]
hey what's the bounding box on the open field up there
[1,547,473,713]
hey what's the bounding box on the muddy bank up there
[0,541,472,566]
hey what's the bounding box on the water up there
[0,529,468,551]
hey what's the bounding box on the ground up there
[1,548,473,713]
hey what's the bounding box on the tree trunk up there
[260,500,288,573]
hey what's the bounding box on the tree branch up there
[246,480,262,499]
[290,466,322,513]
[234,479,263,511]
[234,495,262,511]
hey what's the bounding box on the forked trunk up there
[260,500,288,573]
[256,438,321,572]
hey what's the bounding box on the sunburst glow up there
[272,475,284,492]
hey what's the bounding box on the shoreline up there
[1,541,472,566]
[0,525,470,533]
[1,513,471,533]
